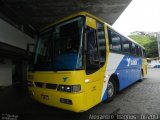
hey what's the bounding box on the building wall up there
[0,59,12,86]
[0,18,34,50]
[0,19,35,86]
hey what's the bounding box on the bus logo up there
[127,58,138,67]
[63,77,68,82]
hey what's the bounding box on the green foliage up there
[128,34,158,58]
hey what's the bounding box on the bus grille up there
[46,83,57,89]
[35,82,43,88]
[34,82,57,90]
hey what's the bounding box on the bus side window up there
[86,26,99,74]
[136,46,140,56]
[97,22,106,66]
[139,48,142,57]
[143,49,146,57]
[131,43,136,55]
[139,47,142,57]
[122,38,130,54]
[108,29,122,52]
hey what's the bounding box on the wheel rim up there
[107,81,114,98]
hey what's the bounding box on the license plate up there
[41,94,49,100]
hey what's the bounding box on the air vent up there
[35,82,43,88]
[35,82,57,90]
[46,83,57,89]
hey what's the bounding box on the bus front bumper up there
[28,87,86,112]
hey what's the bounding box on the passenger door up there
[85,17,106,108]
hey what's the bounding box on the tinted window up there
[122,38,130,53]
[34,17,84,70]
[97,22,106,65]
[139,47,142,56]
[143,49,146,57]
[108,29,122,52]
[86,26,99,74]
[136,46,140,56]
[131,43,136,55]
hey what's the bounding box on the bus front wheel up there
[106,78,117,102]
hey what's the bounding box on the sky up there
[112,0,160,35]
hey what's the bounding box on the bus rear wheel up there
[106,79,117,102]
[138,70,144,82]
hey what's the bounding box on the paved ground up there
[0,68,160,120]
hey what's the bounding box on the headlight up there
[57,85,81,93]
[58,85,72,92]
[72,85,81,92]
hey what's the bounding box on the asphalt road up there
[0,68,160,120]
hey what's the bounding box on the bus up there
[27,12,148,112]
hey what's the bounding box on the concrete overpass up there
[0,0,132,36]
[0,0,132,86]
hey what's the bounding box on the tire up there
[106,78,117,102]
[138,70,144,82]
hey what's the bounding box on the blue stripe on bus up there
[115,55,142,90]
[101,55,142,101]
[102,89,108,101]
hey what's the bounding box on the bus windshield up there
[33,17,84,71]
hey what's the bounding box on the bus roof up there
[40,11,145,50]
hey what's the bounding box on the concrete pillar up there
[0,59,12,86]
[22,60,28,83]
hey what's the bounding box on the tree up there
[128,34,158,58]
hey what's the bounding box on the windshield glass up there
[34,17,84,71]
